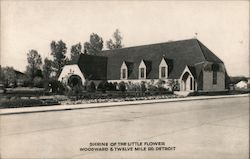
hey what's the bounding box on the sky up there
[0,1,249,76]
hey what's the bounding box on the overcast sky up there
[1,1,249,76]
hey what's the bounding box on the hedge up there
[0,99,59,109]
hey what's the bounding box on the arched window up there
[159,58,168,78]
[139,60,146,79]
[120,62,128,80]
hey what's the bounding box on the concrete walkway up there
[0,94,248,115]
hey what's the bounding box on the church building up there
[58,39,229,92]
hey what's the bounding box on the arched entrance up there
[68,75,82,88]
[181,72,194,91]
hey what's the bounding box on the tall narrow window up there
[161,67,166,78]
[212,64,219,85]
[213,71,217,84]
[190,78,193,90]
[122,69,126,79]
[193,80,196,90]
[140,68,145,78]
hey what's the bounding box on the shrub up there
[49,80,66,94]
[104,82,110,91]
[167,79,180,91]
[103,82,116,91]
[87,81,96,92]
[147,82,158,92]
[156,79,166,87]
[97,81,106,93]
[113,82,118,90]
[69,84,84,100]
[140,81,147,92]
[118,81,126,92]
[0,98,59,109]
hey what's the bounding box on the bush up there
[113,82,118,90]
[49,80,66,94]
[87,82,96,92]
[97,81,106,93]
[147,82,158,92]
[126,82,139,92]
[105,82,116,91]
[118,81,126,92]
[67,84,84,100]
[167,79,180,91]
[140,81,147,92]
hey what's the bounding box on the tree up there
[50,40,69,78]
[0,65,4,81]
[42,58,53,80]
[106,29,123,50]
[84,33,103,55]
[1,66,16,87]
[26,50,42,80]
[70,43,82,61]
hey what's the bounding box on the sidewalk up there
[0,94,248,115]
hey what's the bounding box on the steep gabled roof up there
[98,39,223,80]
[70,54,107,80]
[124,61,134,78]
[142,60,152,77]
[197,40,223,63]
[162,57,174,74]
[187,66,197,78]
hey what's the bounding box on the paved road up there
[0,96,249,159]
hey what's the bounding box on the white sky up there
[0,1,249,76]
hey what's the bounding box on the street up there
[0,96,249,159]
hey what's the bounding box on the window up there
[159,58,168,78]
[140,68,145,78]
[193,80,196,90]
[212,64,219,85]
[161,66,166,78]
[190,78,193,90]
[213,71,217,84]
[121,68,127,79]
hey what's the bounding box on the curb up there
[0,94,249,116]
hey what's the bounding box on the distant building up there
[235,81,248,89]
[59,39,229,92]
[0,66,27,87]
[229,76,249,90]
[13,70,27,86]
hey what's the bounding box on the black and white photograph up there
[0,1,249,159]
